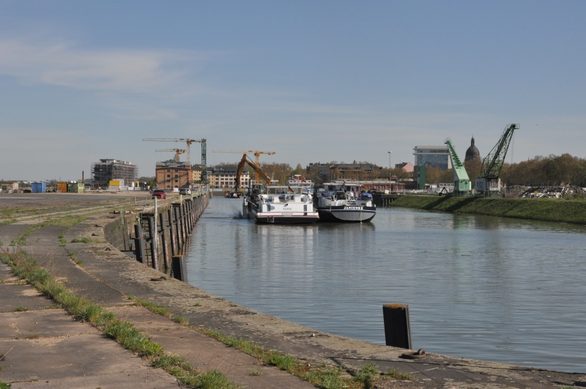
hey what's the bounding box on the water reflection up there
[187,198,586,373]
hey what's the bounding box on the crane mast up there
[476,123,519,195]
[444,139,471,194]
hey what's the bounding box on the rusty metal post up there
[383,303,412,349]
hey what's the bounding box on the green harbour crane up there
[445,139,471,194]
[476,123,519,195]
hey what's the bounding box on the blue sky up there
[1,1,585,180]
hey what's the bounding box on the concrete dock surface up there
[1,192,585,388]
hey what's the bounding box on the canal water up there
[186,196,586,373]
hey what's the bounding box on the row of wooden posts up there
[132,194,208,281]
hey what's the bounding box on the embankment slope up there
[392,195,586,224]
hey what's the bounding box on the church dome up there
[465,137,481,162]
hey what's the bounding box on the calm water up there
[186,196,586,373]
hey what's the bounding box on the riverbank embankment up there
[1,193,585,388]
[391,195,586,224]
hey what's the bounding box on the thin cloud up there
[0,38,206,93]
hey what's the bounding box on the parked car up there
[179,187,192,195]
[152,189,166,199]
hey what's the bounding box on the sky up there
[1,0,585,180]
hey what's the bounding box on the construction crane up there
[247,150,275,165]
[234,153,272,193]
[476,123,519,195]
[213,149,276,182]
[143,137,208,183]
[214,149,275,163]
[155,148,186,163]
[444,140,471,194]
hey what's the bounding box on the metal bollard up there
[383,303,412,349]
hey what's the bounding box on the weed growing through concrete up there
[14,306,28,312]
[130,296,170,316]
[248,367,262,376]
[70,236,93,244]
[386,368,412,381]
[133,297,362,388]
[0,381,11,388]
[354,363,379,388]
[66,251,83,266]
[202,328,357,389]
[130,297,190,327]
[0,251,236,389]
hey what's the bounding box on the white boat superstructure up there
[315,182,376,222]
[244,176,319,224]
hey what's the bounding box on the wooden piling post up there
[172,255,186,281]
[383,303,412,349]
[159,211,169,273]
[147,215,158,270]
[168,208,176,257]
[134,223,145,263]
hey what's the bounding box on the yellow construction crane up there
[143,137,208,183]
[212,149,276,183]
[155,148,186,163]
[213,149,276,165]
[143,138,206,165]
[234,153,271,192]
[247,150,276,165]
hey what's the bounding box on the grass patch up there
[70,236,93,244]
[0,251,235,389]
[0,381,11,389]
[9,225,38,246]
[131,296,190,327]
[355,363,379,388]
[130,297,171,316]
[202,328,358,388]
[14,306,28,312]
[386,368,412,381]
[65,250,83,266]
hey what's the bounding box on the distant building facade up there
[208,165,250,190]
[92,159,137,188]
[307,162,382,183]
[155,161,192,190]
[413,146,451,170]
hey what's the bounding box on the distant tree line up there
[501,154,586,187]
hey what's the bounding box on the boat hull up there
[317,206,376,223]
[256,212,319,224]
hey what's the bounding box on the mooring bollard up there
[382,303,412,349]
